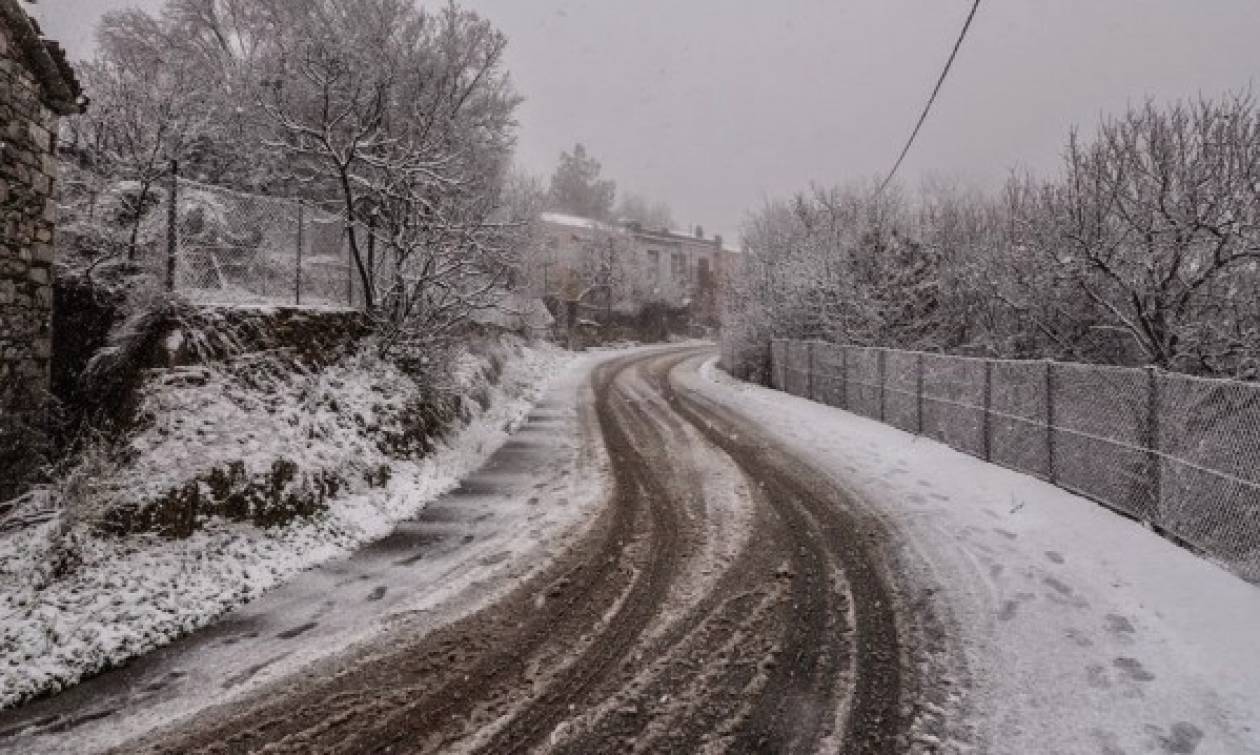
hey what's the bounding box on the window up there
[671,252,685,282]
[698,257,711,287]
[647,249,660,282]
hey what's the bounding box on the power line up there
[877,0,982,196]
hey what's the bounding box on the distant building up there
[0,0,83,496]
[536,212,740,324]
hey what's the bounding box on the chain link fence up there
[135,170,363,308]
[737,338,1260,583]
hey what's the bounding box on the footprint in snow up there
[997,591,1036,621]
[1085,663,1112,689]
[1105,613,1136,636]
[1043,576,1074,596]
[1064,627,1094,648]
[1113,656,1155,682]
[1154,722,1204,754]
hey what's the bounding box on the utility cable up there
[877,0,982,195]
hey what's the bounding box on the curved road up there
[16,347,931,753]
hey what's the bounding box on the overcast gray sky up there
[38,0,1260,239]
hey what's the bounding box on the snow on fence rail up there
[139,172,364,308]
[745,338,1260,584]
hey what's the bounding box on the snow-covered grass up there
[692,358,1260,755]
[0,338,572,710]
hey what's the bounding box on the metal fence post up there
[768,340,775,389]
[295,200,305,306]
[769,340,776,389]
[916,352,925,434]
[806,341,816,401]
[878,349,887,422]
[1146,366,1163,524]
[784,340,789,391]
[840,346,849,410]
[783,340,791,392]
[165,160,178,292]
[982,360,994,462]
[779,340,786,390]
[785,340,792,393]
[1046,360,1057,483]
[794,340,803,396]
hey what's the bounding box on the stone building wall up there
[0,0,81,497]
[0,20,59,424]
[537,213,738,313]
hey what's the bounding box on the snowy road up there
[693,356,1260,755]
[104,346,907,753]
[4,346,1260,753]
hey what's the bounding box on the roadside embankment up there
[0,302,572,709]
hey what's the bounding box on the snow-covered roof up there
[539,212,741,253]
[539,212,613,232]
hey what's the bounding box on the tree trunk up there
[127,179,154,263]
[338,170,375,311]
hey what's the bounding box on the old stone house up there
[0,0,82,495]
[537,211,740,324]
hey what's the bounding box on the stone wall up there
[77,303,372,431]
[0,2,80,498]
[0,18,59,415]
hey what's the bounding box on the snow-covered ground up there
[692,358,1260,755]
[0,340,575,711]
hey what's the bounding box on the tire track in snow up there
[108,346,914,754]
[662,350,905,753]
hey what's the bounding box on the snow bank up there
[0,339,573,709]
[692,358,1260,755]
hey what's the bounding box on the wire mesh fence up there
[136,169,363,309]
[752,338,1260,584]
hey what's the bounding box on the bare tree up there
[60,11,214,264]
[498,169,553,297]
[724,93,1260,381]
[1009,94,1260,374]
[257,0,521,342]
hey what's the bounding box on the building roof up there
[539,211,615,232]
[540,211,741,254]
[0,0,84,115]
